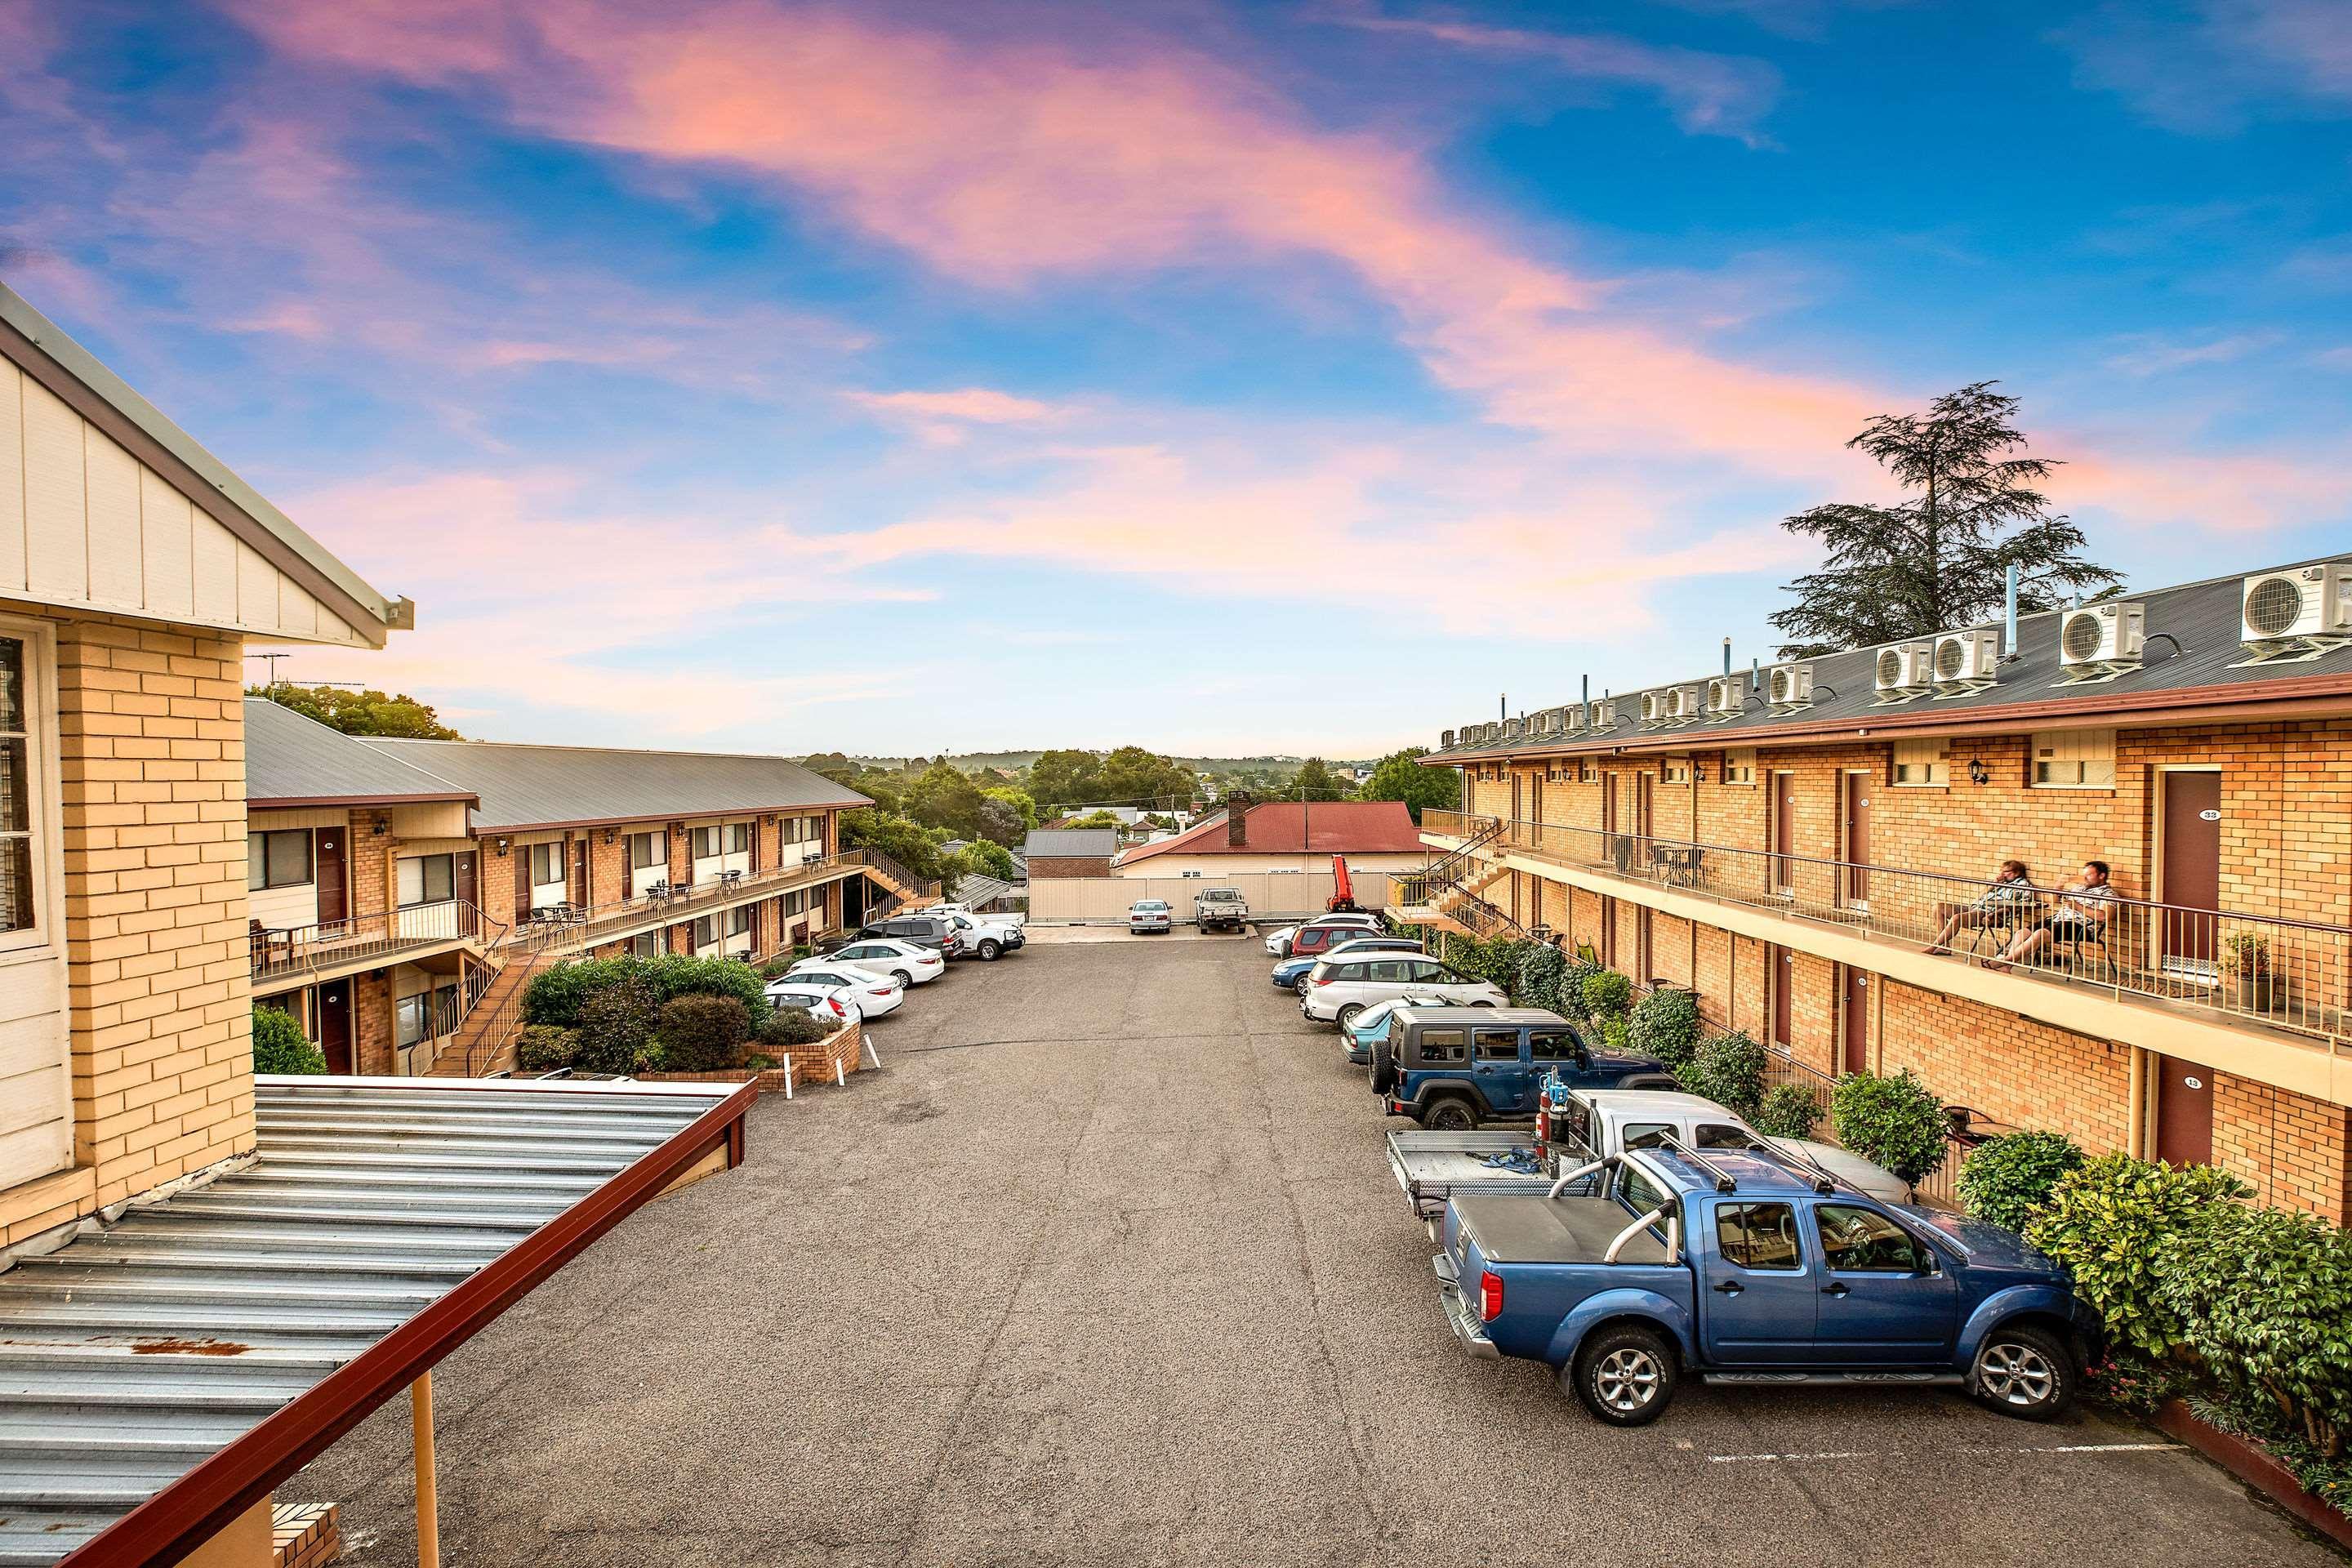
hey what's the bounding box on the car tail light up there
[828,998,846,1017]
[1312,974,1336,986]
[1479,1270,1504,1322]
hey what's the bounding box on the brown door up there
[574,838,590,906]
[1511,774,1524,845]
[1600,895,1617,968]
[2160,772,2222,973]
[1771,773,1797,894]
[455,852,479,936]
[314,826,348,927]
[1635,772,1655,873]
[514,849,532,923]
[1842,966,1869,1073]
[1529,777,1544,854]
[1601,774,1623,870]
[2154,1054,2213,1166]
[317,979,354,1075]
[1770,945,1793,1049]
[1842,772,1872,906]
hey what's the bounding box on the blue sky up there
[2,0,2346,757]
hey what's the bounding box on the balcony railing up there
[1486,818,2352,1048]
[513,850,884,952]
[249,901,500,985]
[1419,808,1492,842]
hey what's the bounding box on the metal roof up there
[953,874,1020,906]
[359,738,868,831]
[1022,829,1119,858]
[1430,557,2352,763]
[10,1076,750,1568]
[244,700,476,808]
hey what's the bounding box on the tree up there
[1025,749,1104,811]
[835,808,951,883]
[255,684,461,739]
[1770,382,2118,658]
[901,761,991,840]
[982,786,1039,834]
[953,839,1018,880]
[1095,746,1194,810]
[1059,808,1122,831]
[1285,757,1350,802]
[973,796,1026,848]
[1356,747,1462,823]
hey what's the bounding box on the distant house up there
[1022,828,1119,878]
[1111,800,1423,879]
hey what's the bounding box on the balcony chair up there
[2044,925,2119,982]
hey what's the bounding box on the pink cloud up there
[847,387,1062,422]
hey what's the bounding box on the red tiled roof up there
[1116,800,1422,866]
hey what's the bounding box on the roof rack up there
[1650,1132,1741,1194]
[1752,1135,1841,1196]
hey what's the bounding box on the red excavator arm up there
[1327,854,1360,913]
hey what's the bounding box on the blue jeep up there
[1369,1008,1677,1130]
[1435,1142,2094,1425]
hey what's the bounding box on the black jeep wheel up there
[1566,1324,1677,1426]
[1423,1096,1479,1132]
[1369,1040,1399,1097]
[1971,1324,2075,1421]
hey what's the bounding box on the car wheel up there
[1369,1040,1399,1097]
[892,969,914,986]
[1336,1003,1365,1029]
[977,940,1000,960]
[1971,1325,2074,1421]
[1470,1000,1498,1009]
[1566,1325,1677,1426]
[1423,1096,1479,1132]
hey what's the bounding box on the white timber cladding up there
[1893,737,1949,787]
[2032,728,2118,789]
[0,366,372,647]
[0,621,66,1190]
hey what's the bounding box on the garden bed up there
[2154,1399,2352,1550]
[637,1018,865,1095]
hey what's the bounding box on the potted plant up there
[2224,932,2278,1013]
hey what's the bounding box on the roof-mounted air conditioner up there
[1530,709,1557,738]
[1440,728,1455,751]
[1764,662,1815,710]
[1639,690,1670,725]
[2056,600,2145,680]
[1873,641,1934,697]
[2242,564,2352,646]
[1591,697,1618,730]
[1705,675,1744,719]
[1667,683,1703,723]
[1934,627,2001,687]
[1503,715,1525,741]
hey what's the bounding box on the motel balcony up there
[248,899,499,988]
[1412,809,2352,1107]
[502,848,933,956]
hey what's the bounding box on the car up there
[1369,1007,1676,1130]
[1300,950,1505,1024]
[1129,899,1174,934]
[777,963,906,1018]
[817,937,945,987]
[1434,1143,2092,1427]
[1265,912,1378,956]
[858,913,960,957]
[928,907,1023,960]
[764,984,862,1026]
[1272,936,1423,993]
[1195,887,1249,933]
[1341,993,1462,1066]
[1283,920,1392,965]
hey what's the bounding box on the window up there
[247,829,313,890]
[1365,959,1413,983]
[1694,1122,1758,1149]
[395,993,429,1049]
[1660,758,1690,784]
[629,932,658,958]
[784,889,805,915]
[727,822,751,855]
[1415,1027,1468,1064]
[727,906,752,936]
[2032,728,2116,789]
[630,831,666,871]
[695,914,720,946]
[1528,1029,1580,1062]
[1473,1027,1521,1062]
[1722,750,1757,786]
[397,853,455,907]
[1893,738,1949,787]
[528,841,565,887]
[1622,1122,1675,1150]
[1816,1205,1931,1272]
[1614,1161,1668,1216]
[0,639,37,935]
[1717,1202,1802,1270]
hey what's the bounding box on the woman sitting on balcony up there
[1925,860,2036,955]
[1987,861,2114,970]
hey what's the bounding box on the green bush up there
[522,957,630,1028]
[1579,968,1633,1022]
[1450,936,1538,996]
[1626,985,1701,1067]
[755,1004,831,1047]
[1518,943,1568,1015]
[1829,1069,1949,1187]
[514,1024,578,1073]
[252,1005,326,1075]
[1557,954,1601,1022]
[2024,1153,2251,1359]
[1674,1029,1766,1116]
[2156,1202,2352,1462]
[657,994,752,1072]
[1956,1130,2087,1233]
[524,953,768,1029]
[1752,1083,1823,1140]
[572,980,665,1075]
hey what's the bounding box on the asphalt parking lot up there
[295,935,2342,1566]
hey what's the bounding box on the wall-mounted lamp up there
[494,837,510,855]
[372,819,386,836]
[1967,759,1990,786]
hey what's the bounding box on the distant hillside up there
[848,751,1365,777]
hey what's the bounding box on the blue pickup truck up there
[1433,1143,2091,1426]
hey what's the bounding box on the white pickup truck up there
[1193,886,1249,933]
[920,903,1026,960]
[1386,1086,1907,1222]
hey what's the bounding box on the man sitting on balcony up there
[1925,860,2036,955]
[1988,860,2114,970]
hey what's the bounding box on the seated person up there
[1926,860,2036,954]
[1989,861,2115,969]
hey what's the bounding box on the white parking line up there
[1708,1441,2187,1464]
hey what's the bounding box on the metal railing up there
[1485,817,2352,1046]
[852,845,942,903]
[249,901,500,984]
[1419,808,1491,843]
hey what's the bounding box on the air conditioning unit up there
[2058,600,2145,668]
[1706,675,1743,717]
[1667,683,1703,721]
[1440,729,1454,751]
[1874,641,1934,694]
[1530,710,1556,738]
[1934,627,2001,683]
[1503,715,1524,740]
[1639,690,1670,724]
[1562,704,1585,734]
[1765,662,1815,707]
[1591,697,1618,729]
[2243,564,2352,644]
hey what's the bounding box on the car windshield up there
[1135,902,1169,911]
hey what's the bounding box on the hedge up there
[571,979,666,1075]
[755,1006,832,1047]
[252,1005,326,1075]
[1751,1083,1822,1140]
[1828,1069,1949,1187]
[523,953,768,1029]
[657,994,751,1073]
[1517,944,1568,1015]
[1579,969,1633,1022]
[1626,986,1701,1068]
[1675,1029,1765,1116]
[2025,1153,2252,1360]
[1956,1130,2087,1233]
[514,1023,577,1073]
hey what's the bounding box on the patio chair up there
[2047,925,2119,982]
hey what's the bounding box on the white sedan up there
[822,937,946,987]
[764,984,861,1026]
[773,964,906,1018]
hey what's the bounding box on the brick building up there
[1022,827,1118,878]
[1414,560,2352,1220]
[1111,798,1424,878]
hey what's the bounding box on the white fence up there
[1025,871,1387,924]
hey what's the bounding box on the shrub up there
[1450,937,1538,995]
[657,994,752,1072]
[1675,1029,1766,1116]
[1557,954,1601,1022]
[1956,1130,2087,1232]
[1579,968,1633,1022]
[1625,985,1701,1067]
[2024,1153,2251,1359]
[1752,1083,1822,1140]
[755,1005,831,1047]
[1829,1069,1949,1187]
[252,1005,326,1074]
[524,953,769,1029]
[1517,943,1568,1015]
[514,1024,578,1073]
[572,979,665,1075]
[2156,1202,2352,1461]
[522,956,630,1028]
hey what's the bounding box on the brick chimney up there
[1227,793,1250,848]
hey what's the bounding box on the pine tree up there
[1771,382,2118,658]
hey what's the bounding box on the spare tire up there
[1370,1037,1399,1097]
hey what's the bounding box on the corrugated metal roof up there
[359,738,868,831]
[1022,829,1119,858]
[1431,559,2352,762]
[1116,801,1421,865]
[2,1077,741,1567]
[244,700,476,807]
[954,874,1019,906]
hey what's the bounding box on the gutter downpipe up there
[2005,564,2020,659]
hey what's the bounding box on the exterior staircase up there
[427,938,573,1078]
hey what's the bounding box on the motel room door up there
[1770,944,1794,1053]
[1842,771,1872,911]
[1771,773,1797,897]
[1842,966,1869,1074]
[316,978,354,1076]
[2159,770,2223,981]
[2153,1053,2214,1167]
[314,825,349,928]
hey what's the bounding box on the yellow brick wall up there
[0,608,253,1245]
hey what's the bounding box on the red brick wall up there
[354,969,394,1076]
[347,808,391,919]
[1029,856,1111,879]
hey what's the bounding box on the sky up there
[2,0,2347,760]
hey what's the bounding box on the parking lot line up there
[1708,1441,2189,1463]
